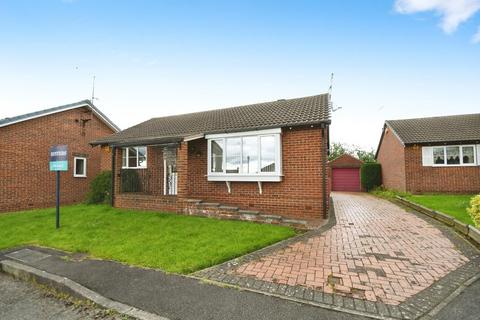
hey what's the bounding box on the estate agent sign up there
[49,145,68,171]
[50,145,68,228]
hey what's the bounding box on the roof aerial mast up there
[91,75,96,104]
[328,72,342,112]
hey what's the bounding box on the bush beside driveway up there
[0,204,295,273]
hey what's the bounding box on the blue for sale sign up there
[49,145,68,171]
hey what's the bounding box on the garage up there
[330,154,363,192]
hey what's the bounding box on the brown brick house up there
[92,94,331,225]
[0,100,119,212]
[376,113,480,193]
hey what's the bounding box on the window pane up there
[75,158,85,175]
[446,146,460,165]
[260,136,276,172]
[242,137,258,174]
[462,146,474,164]
[128,147,137,167]
[211,140,224,173]
[226,138,241,173]
[137,147,147,167]
[433,147,445,165]
[122,149,127,167]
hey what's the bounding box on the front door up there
[163,146,177,195]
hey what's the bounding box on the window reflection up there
[211,140,224,172]
[260,136,275,172]
[226,138,241,173]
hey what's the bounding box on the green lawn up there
[405,194,475,225]
[0,205,295,274]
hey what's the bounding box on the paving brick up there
[232,193,468,305]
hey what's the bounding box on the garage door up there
[332,168,361,192]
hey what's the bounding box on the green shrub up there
[370,186,410,199]
[85,171,112,204]
[120,169,141,193]
[467,194,480,227]
[360,163,382,191]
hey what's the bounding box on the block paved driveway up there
[232,192,469,305]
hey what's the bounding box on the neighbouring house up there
[376,113,480,193]
[0,100,119,212]
[329,154,363,192]
[92,94,331,226]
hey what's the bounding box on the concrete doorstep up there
[0,259,168,320]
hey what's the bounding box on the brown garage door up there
[332,168,361,192]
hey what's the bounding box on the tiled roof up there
[92,94,330,146]
[386,113,480,145]
[0,100,120,132]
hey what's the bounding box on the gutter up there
[321,123,329,219]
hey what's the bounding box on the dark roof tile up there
[93,94,330,146]
[386,113,480,144]
[0,100,120,132]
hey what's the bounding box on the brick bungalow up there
[0,100,119,212]
[92,94,331,226]
[376,113,480,193]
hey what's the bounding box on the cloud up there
[473,26,480,43]
[395,0,480,33]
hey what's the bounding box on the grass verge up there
[370,187,475,225]
[404,194,475,225]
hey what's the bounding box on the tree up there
[329,142,376,163]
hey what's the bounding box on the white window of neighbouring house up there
[206,128,282,182]
[122,147,147,169]
[422,145,477,166]
[74,157,87,177]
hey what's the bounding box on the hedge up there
[361,163,382,191]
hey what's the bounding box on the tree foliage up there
[329,142,376,163]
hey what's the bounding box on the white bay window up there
[422,145,478,166]
[206,128,282,181]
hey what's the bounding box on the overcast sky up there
[1,0,479,150]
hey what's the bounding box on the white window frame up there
[206,128,282,182]
[73,157,87,178]
[430,145,477,167]
[122,146,148,169]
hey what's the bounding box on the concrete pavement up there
[0,273,121,320]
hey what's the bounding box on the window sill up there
[74,175,87,178]
[121,167,147,170]
[432,164,477,167]
[207,174,282,182]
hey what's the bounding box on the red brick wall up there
[376,127,406,192]
[113,126,329,220]
[405,145,480,193]
[329,154,363,168]
[0,107,115,212]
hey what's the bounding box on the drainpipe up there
[111,146,116,207]
[321,125,328,219]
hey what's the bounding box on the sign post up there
[49,145,68,229]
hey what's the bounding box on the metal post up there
[56,171,60,229]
